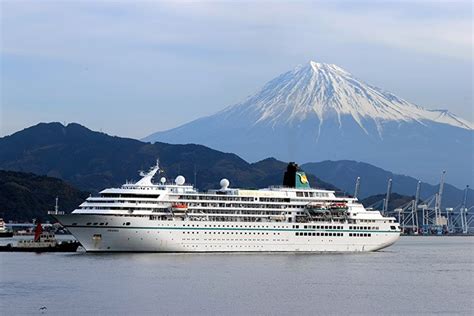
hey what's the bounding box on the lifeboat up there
[328,202,348,210]
[305,203,327,212]
[171,203,188,213]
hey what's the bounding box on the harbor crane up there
[460,185,469,234]
[434,170,446,225]
[382,179,392,216]
[412,181,421,233]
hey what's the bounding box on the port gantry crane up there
[382,178,392,216]
[353,171,472,235]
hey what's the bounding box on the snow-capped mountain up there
[144,61,473,187]
[218,61,472,134]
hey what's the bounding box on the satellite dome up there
[220,178,230,190]
[160,177,166,184]
[175,175,185,185]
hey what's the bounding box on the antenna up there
[48,196,64,215]
[354,177,361,199]
[158,158,165,174]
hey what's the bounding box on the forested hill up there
[0,122,336,193]
[0,170,89,222]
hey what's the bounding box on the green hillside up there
[0,170,89,222]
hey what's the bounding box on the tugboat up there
[0,222,80,252]
[0,218,13,238]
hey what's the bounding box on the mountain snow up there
[219,61,472,136]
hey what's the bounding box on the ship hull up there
[55,214,400,253]
[0,232,14,238]
[0,242,80,252]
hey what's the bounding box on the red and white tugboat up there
[0,222,80,252]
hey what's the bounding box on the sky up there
[1,0,472,139]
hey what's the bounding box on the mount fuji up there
[144,61,473,187]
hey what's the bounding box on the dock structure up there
[354,174,473,235]
[389,194,472,235]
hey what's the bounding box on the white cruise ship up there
[54,161,401,252]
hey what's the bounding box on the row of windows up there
[349,226,379,230]
[101,194,160,199]
[122,186,164,191]
[349,233,372,237]
[181,195,255,202]
[259,197,291,203]
[304,225,344,230]
[305,218,348,223]
[82,222,110,226]
[88,200,157,204]
[182,223,285,229]
[198,203,287,209]
[80,221,130,226]
[358,219,377,223]
[295,192,330,198]
[82,206,156,211]
[182,231,281,236]
[184,216,280,223]
[180,223,356,230]
[357,219,395,224]
[183,244,266,249]
[295,232,344,237]
[183,238,271,242]
[188,209,285,215]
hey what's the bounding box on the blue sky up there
[1,0,472,138]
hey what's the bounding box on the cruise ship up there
[53,161,401,252]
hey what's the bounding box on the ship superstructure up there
[54,161,401,252]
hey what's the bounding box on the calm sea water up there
[1,236,473,315]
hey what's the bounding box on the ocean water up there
[1,236,473,315]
